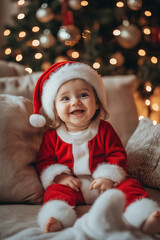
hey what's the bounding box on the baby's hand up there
[90,178,114,194]
[54,173,81,192]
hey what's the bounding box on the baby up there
[29,61,160,236]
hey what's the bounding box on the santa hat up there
[29,61,107,128]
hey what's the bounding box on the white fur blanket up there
[4,189,159,240]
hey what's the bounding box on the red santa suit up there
[36,119,158,231]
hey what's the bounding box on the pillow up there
[0,72,42,100]
[0,60,27,77]
[102,75,139,147]
[126,117,160,190]
[0,94,44,203]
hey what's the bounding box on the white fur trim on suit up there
[40,164,71,190]
[92,163,126,184]
[41,63,107,121]
[37,200,77,231]
[123,198,159,228]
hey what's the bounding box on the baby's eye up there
[61,96,69,101]
[80,92,88,98]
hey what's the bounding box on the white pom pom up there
[29,114,46,128]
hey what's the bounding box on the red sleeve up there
[35,129,57,176]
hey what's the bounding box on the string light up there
[35,53,42,59]
[109,58,117,65]
[153,120,157,125]
[113,29,121,36]
[32,39,40,47]
[71,51,79,58]
[146,85,152,92]
[145,99,150,106]
[116,1,124,8]
[18,0,25,6]
[139,116,144,120]
[144,11,152,17]
[19,31,26,38]
[25,67,32,74]
[5,48,12,55]
[81,1,88,7]
[16,54,23,61]
[4,29,11,36]
[32,26,40,32]
[143,27,151,35]
[138,49,146,56]
[151,56,158,64]
[17,13,25,20]
[152,103,159,111]
[93,62,100,69]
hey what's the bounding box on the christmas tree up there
[2,0,160,119]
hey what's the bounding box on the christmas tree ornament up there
[111,52,125,67]
[57,0,81,45]
[57,25,81,45]
[127,0,142,11]
[36,3,55,23]
[152,27,160,46]
[39,29,56,48]
[68,0,82,10]
[116,21,142,48]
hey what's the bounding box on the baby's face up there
[55,78,99,132]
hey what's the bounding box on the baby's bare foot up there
[44,217,63,233]
[142,210,160,236]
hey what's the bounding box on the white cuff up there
[123,198,159,228]
[92,163,126,184]
[40,164,71,190]
[37,200,77,231]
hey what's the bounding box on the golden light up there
[32,26,40,32]
[110,58,117,65]
[16,54,23,61]
[152,103,159,111]
[35,53,42,59]
[71,51,79,58]
[17,13,25,20]
[93,62,100,69]
[4,29,11,36]
[153,120,157,125]
[144,11,152,17]
[143,27,151,35]
[113,29,121,36]
[81,1,88,7]
[25,67,32,74]
[145,99,150,106]
[116,1,124,7]
[138,49,146,56]
[151,56,158,64]
[32,39,40,47]
[19,31,26,38]
[139,115,144,120]
[5,48,12,55]
[18,0,25,6]
[146,85,152,92]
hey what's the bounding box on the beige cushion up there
[126,117,160,190]
[0,72,42,100]
[103,75,139,146]
[0,60,27,77]
[0,94,44,203]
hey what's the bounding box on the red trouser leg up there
[43,183,85,207]
[115,177,149,209]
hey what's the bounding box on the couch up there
[0,60,159,240]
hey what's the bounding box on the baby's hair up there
[49,79,109,129]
